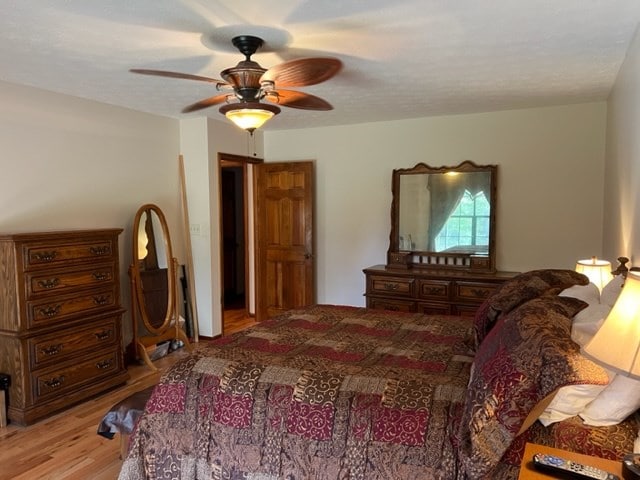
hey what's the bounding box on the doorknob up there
[305,253,313,259]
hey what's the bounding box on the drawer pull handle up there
[92,272,109,281]
[38,304,61,318]
[93,295,110,306]
[470,288,491,298]
[387,305,400,311]
[32,251,57,262]
[89,246,110,256]
[94,329,112,340]
[40,344,63,356]
[96,359,113,370]
[425,287,444,295]
[44,376,65,389]
[384,283,399,291]
[37,278,60,289]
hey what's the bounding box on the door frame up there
[217,153,262,326]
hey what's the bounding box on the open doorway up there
[221,165,245,308]
[218,153,259,335]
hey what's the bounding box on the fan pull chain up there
[246,130,258,158]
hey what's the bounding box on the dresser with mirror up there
[364,161,517,315]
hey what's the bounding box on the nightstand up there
[519,442,623,479]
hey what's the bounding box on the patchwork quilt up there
[119,305,474,480]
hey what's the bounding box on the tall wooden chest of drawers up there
[364,264,517,316]
[0,229,129,425]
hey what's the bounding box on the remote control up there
[532,453,620,480]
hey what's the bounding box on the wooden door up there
[254,161,315,321]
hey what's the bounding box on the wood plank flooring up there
[0,311,255,480]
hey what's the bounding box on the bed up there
[118,269,639,480]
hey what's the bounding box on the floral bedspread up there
[119,305,475,480]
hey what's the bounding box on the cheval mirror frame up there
[388,160,497,272]
[130,203,191,371]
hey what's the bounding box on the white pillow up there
[600,274,624,307]
[560,282,601,306]
[538,383,609,426]
[579,374,640,426]
[571,303,610,347]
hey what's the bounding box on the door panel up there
[255,161,314,321]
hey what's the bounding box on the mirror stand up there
[129,204,192,371]
[130,258,192,371]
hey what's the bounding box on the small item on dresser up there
[623,454,640,480]
[532,453,620,480]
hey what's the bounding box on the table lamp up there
[582,271,640,476]
[575,256,614,293]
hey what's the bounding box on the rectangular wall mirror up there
[388,161,497,271]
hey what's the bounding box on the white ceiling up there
[2,0,640,130]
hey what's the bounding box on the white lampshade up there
[583,271,640,378]
[219,102,280,132]
[575,257,613,293]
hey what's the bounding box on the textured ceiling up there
[1,0,639,130]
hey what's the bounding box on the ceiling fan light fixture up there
[219,102,280,132]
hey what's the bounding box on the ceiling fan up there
[130,35,342,131]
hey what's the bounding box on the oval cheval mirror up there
[130,203,191,370]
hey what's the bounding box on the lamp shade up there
[575,257,613,292]
[583,271,640,378]
[219,102,280,132]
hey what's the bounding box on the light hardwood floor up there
[0,312,254,480]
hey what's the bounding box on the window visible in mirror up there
[435,189,490,253]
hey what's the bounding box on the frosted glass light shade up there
[583,271,640,378]
[575,257,613,292]
[219,102,280,132]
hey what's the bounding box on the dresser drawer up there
[26,263,116,297]
[22,238,116,270]
[29,316,120,369]
[27,286,118,328]
[417,302,451,315]
[368,275,414,298]
[452,304,480,317]
[417,280,450,300]
[32,348,122,402]
[453,281,498,303]
[367,296,415,312]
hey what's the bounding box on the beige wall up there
[0,78,611,335]
[179,118,262,337]
[265,103,607,306]
[603,26,640,266]
[0,80,182,345]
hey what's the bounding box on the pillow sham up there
[580,374,640,426]
[560,282,600,306]
[487,269,589,322]
[538,301,615,427]
[537,383,609,427]
[458,294,607,479]
[570,303,610,347]
[472,298,492,349]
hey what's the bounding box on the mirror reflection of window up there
[426,171,491,252]
[434,190,490,253]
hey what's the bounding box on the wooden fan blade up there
[182,94,230,113]
[130,69,225,85]
[261,58,342,87]
[265,90,333,110]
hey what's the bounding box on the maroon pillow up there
[472,298,492,349]
[458,294,606,478]
[486,269,589,324]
